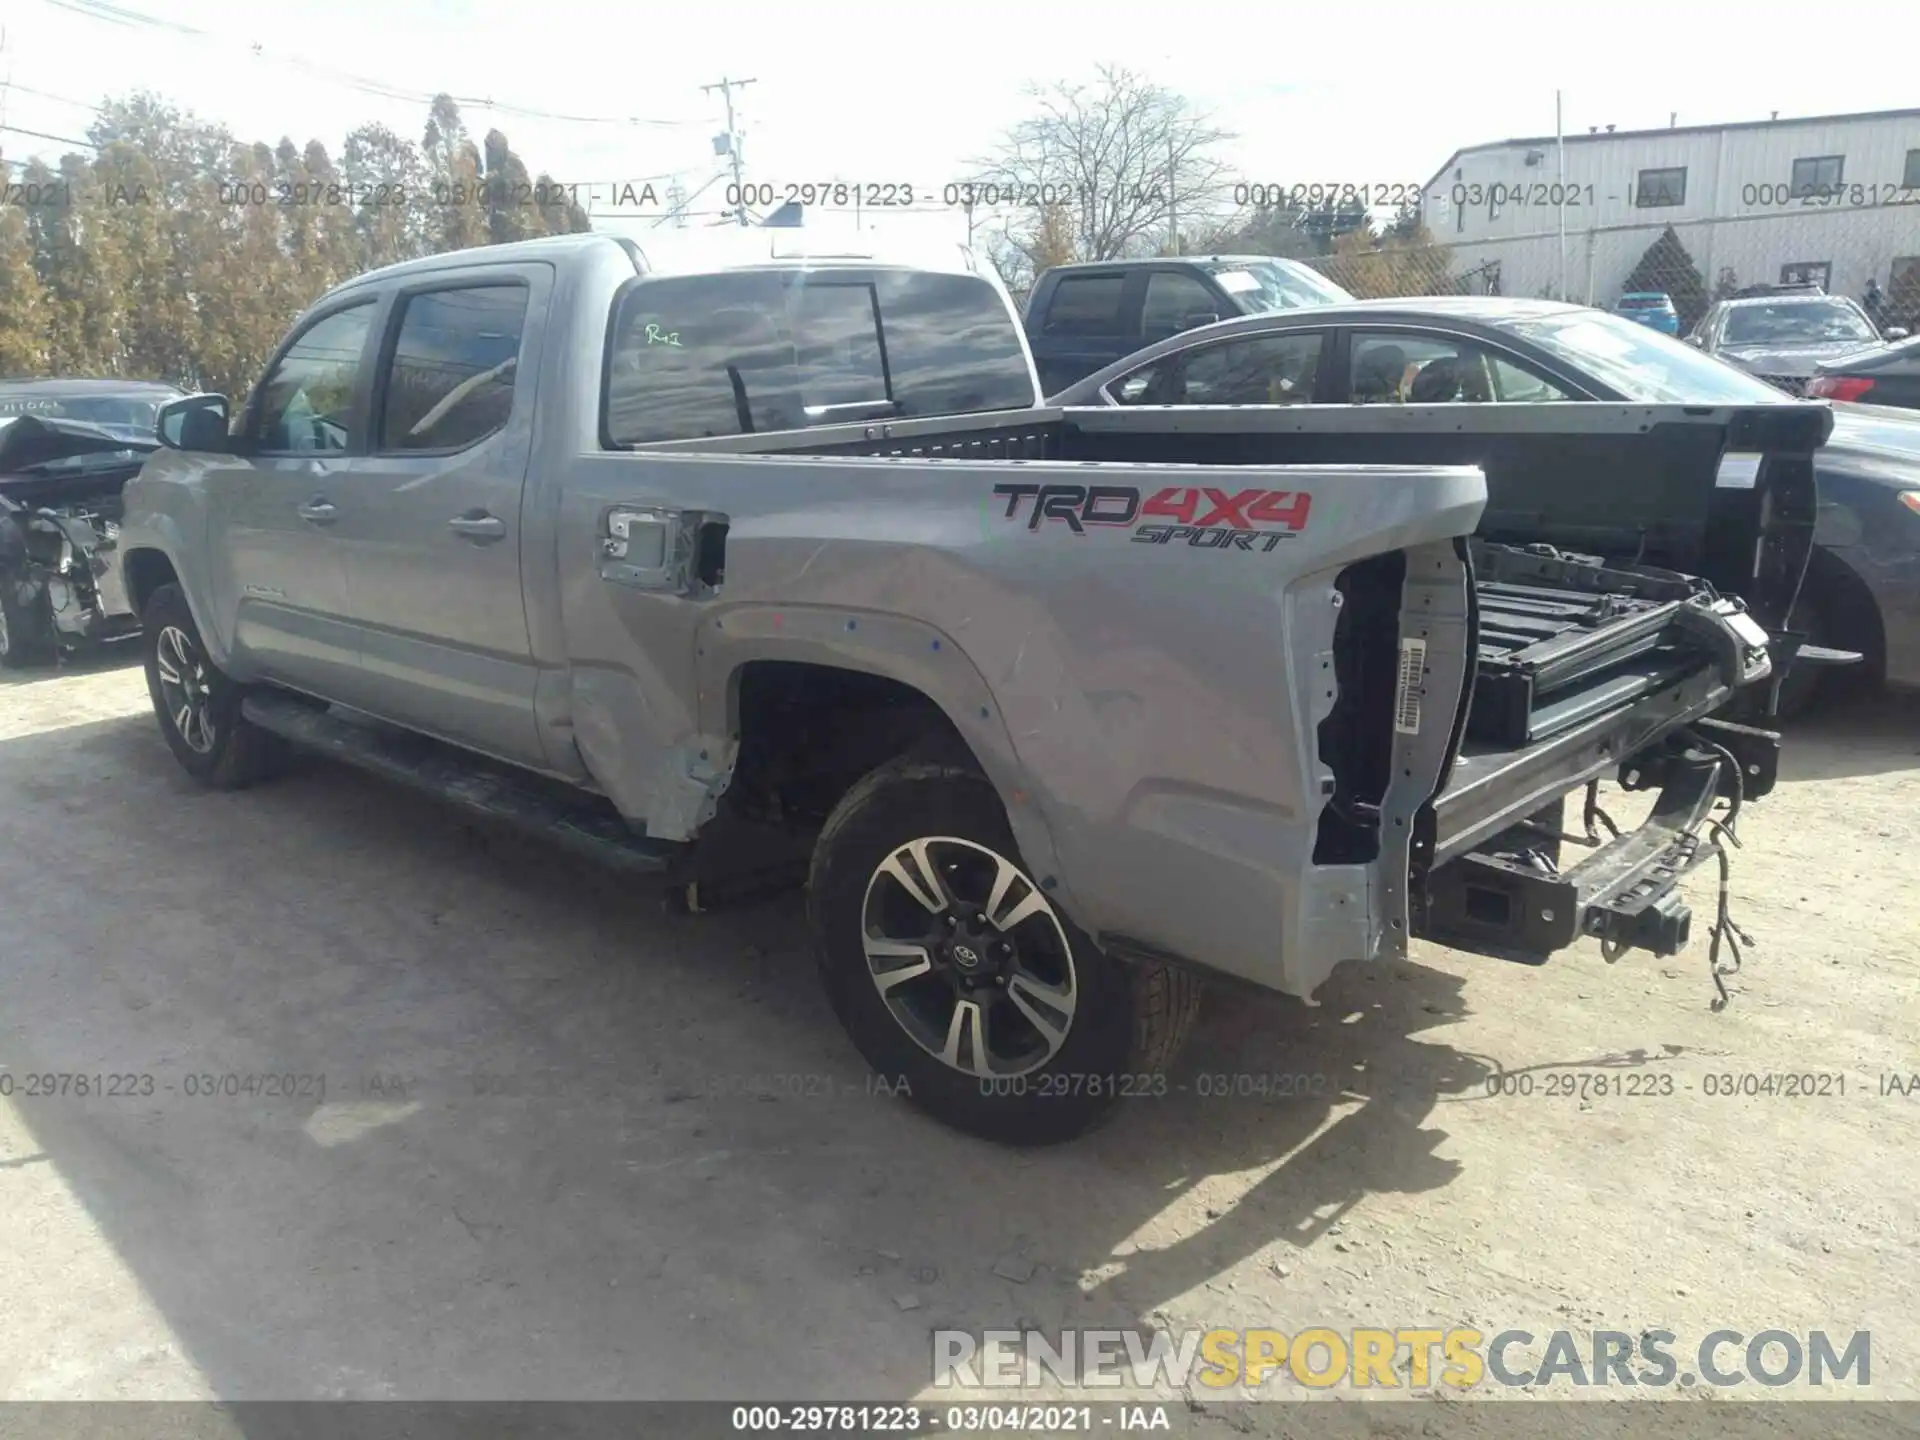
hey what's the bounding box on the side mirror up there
[1887,326,1911,341]
[1685,334,1705,348]
[158,394,234,452]
[1181,312,1222,331]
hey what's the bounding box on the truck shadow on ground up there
[1775,686,1920,784]
[0,639,142,687]
[0,712,1697,1404]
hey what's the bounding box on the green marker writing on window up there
[644,324,683,347]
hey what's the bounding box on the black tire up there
[807,756,1201,1145]
[141,583,290,789]
[0,563,57,669]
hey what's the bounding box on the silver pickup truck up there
[118,230,1823,1143]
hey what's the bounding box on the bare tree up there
[977,65,1232,285]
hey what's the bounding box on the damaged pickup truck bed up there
[0,414,155,668]
[115,232,1823,1143]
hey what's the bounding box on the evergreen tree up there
[1623,225,1708,332]
[0,154,51,374]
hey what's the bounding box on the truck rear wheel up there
[807,756,1200,1145]
[142,583,290,789]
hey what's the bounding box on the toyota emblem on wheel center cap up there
[951,943,981,970]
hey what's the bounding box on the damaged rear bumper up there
[1419,718,1776,965]
[1411,543,1781,973]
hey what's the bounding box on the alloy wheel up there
[154,624,217,753]
[860,835,1078,1078]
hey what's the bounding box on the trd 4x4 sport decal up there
[991,483,1312,551]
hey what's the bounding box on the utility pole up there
[1555,90,1567,302]
[1167,137,1178,255]
[701,76,756,226]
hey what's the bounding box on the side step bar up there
[240,691,683,874]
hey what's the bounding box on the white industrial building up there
[1422,108,1920,311]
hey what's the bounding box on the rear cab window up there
[603,267,1036,445]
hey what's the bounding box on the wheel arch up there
[697,611,1072,903]
[121,546,181,621]
[1803,544,1887,685]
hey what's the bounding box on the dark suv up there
[1023,256,1352,395]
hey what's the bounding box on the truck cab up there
[1023,256,1353,396]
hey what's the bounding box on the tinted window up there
[1112,333,1322,406]
[604,268,1033,445]
[255,302,377,453]
[789,283,888,413]
[1487,354,1570,402]
[1139,271,1220,334]
[874,271,1036,417]
[378,285,529,451]
[1498,311,1787,404]
[1042,274,1126,334]
[1349,331,1565,404]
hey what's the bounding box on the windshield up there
[1498,310,1790,404]
[1207,260,1352,314]
[0,392,173,430]
[1723,301,1877,346]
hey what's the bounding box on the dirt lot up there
[2,650,1917,1425]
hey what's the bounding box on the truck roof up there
[322,229,990,304]
[1037,255,1322,274]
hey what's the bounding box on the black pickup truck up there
[1024,256,1353,395]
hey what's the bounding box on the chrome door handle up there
[296,498,337,525]
[448,512,506,542]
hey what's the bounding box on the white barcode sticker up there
[1715,451,1763,490]
[1394,637,1427,735]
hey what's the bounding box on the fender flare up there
[692,602,1075,911]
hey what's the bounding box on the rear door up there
[1027,270,1140,395]
[325,266,546,767]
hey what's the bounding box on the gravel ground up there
[2,650,1916,1431]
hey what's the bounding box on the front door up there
[325,269,544,767]
[203,298,381,696]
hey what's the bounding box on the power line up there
[3,79,102,110]
[699,77,755,227]
[2,121,94,149]
[35,0,693,129]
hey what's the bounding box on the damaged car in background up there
[0,409,163,668]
